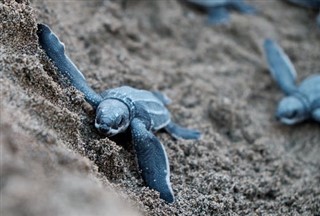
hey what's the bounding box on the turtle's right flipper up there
[207,6,230,25]
[37,24,102,108]
[165,122,201,140]
[131,118,175,203]
[263,39,298,95]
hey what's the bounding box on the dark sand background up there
[1,0,320,215]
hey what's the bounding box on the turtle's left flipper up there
[263,39,298,95]
[229,0,256,14]
[131,118,175,203]
[317,13,320,28]
[165,122,201,140]
[37,24,103,108]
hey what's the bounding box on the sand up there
[1,0,320,215]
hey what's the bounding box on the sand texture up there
[1,0,320,215]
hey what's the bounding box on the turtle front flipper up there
[131,118,175,203]
[37,24,103,108]
[165,122,201,140]
[207,6,230,24]
[263,39,298,95]
[317,13,320,28]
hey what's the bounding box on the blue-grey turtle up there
[186,0,256,24]
[37,23,201,203]
[263,39,320,125]
[286,0,320,27]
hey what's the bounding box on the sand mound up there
[1,0,319,215]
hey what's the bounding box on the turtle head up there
[275,96,308,125]
[95,99,130,136]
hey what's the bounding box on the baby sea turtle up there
[263,39,320,125]
[37,23,201,203]
[186,0,256,24]
[286,0,320,28]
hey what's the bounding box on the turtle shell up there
[100,86,171,131]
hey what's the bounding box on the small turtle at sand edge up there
[186,0,256,25]
[37,23,201,203]
[263,39,320,125]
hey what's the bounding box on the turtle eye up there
[119,118,124,125]
[116,116,124,126]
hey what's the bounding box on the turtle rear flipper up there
[37,24,103,108]
[165,122,201,140]
[263,39,298,95]
[131,118,175,203]
[207,6,230,24]
[151,91,172,105]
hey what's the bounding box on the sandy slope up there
[1,0,319,215]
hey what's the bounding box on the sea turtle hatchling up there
[186,0,256,24]
[37,23,201,203]
[263,39,320,125]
